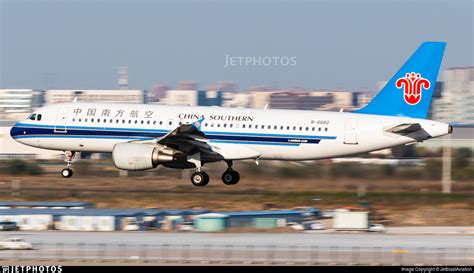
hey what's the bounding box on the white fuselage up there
[10,102,451,161]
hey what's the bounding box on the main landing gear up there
[190,171,210,187]
[188,153,209,187]
[61,151,76,178]
[222,161,240,185]
[187,155,240,187]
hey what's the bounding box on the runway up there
[0,230,471,265]
[2,230,472,248]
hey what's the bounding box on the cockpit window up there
[37,114,42,121]
[29,114,37,121]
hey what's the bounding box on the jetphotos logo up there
[395,72,431,105]
[1,266,62,273]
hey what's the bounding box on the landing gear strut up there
[222,160,240,185]
[61,151,76,178]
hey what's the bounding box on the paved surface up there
[0,230,471,265]
[1,230,472,248]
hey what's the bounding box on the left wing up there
[132,118,260,160]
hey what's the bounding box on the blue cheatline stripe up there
[14,123,337,140]
[14,135,155,140]
[11,127,323,144]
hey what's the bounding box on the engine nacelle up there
[112,143,176,171]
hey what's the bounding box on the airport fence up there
[0,243,472,265]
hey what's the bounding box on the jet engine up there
[112,143,178,171]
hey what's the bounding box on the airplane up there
[10,41,452,186]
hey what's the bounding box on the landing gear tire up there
[222,170,240,185]
[61,168,73,178]
[191,172,209,187]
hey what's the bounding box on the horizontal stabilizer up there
[385,123,422,134]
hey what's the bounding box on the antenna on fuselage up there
[73,97,78,103]
[263,104,268,110]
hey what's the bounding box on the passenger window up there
[122,120,125,123]
[306,127,309,131]
[153,121,156,125]
[135,120,138,124]
[318,127,321,132]
[267,125,271,129]
[217,124,221,127]
[274,125,277,130]
[293,126,296,130]
[325,128,328,132]
[299,127,302,131]
[147,120,150,125]
[79,118,82,122]
[280,126,283,130]
[287,126,290,130]
[85,118,88,122]
[37,114,42,121]
[230,124,233,128]
[72,118,75,122]
[243,124,246,129]
[312,127,315,131]
[261,125,264,129]
[248,124,252,129]
[223,123,227,128]
[204,123,208,127]
[141,120,144,124]
[129,120,132,124]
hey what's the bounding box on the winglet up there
[191,117,205,131]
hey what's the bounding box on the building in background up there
[148,83,170,103]
[206,81,238,92]
[432,67,474,124]
[162,90,223,106]
[221,92,253,108]
[269,91,333,110]
[0,89,44,120]
[176,81,198,90]
[162,90,198,106]
[44,89,144,105]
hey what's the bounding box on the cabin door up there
[343,118,358,144]
[54,107,69,133]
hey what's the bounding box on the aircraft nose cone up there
[10,123,21,140]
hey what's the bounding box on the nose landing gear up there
[61,151,77,178]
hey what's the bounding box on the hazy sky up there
[1,0,472,91]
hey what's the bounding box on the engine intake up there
[112,143,177,171]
